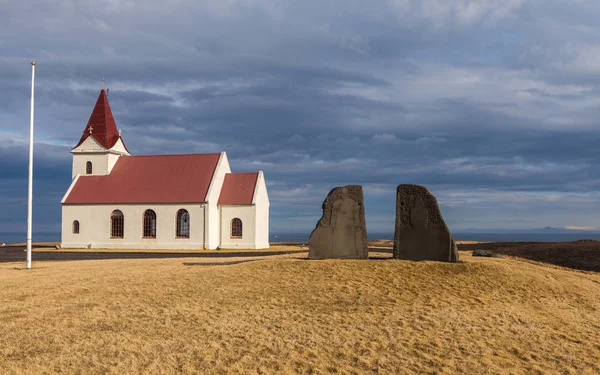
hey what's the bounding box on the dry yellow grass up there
[1,252,599,374]
[4,242,307,253]
[28,245,308,253]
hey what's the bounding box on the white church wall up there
[253,171,270,249]
[219,205,257,249]
[71,137,129,178]
[61,203,206,250]
[204,152,231,250]
[72,152,113,178]
[107,153,121,173]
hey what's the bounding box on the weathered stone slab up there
[393,184,459,262]
[308,185,368,259]
[472,249,503,258]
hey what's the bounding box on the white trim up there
[205,151,226,201]
[109,137,131,156]
[203,204,207,250]
[204,152,225,249]
[72,136,129,156]
[251,171,263,205]
[219,204,222,248]
[61,174,81,204]
[204,151,231,250]
[72,149,129,157]
[71,135,107,153]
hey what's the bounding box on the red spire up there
[73,89,123,150]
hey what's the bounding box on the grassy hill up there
[1,251,599,374]
[458,240,600,272]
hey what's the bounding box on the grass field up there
[458,240,600,272]
[1,250,599,374]
[2,242,308,253]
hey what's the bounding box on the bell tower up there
[71,88,130,179]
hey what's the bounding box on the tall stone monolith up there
[308,185,368,259]
[393,184,459,262]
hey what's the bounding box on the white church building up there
[61,89,269,250]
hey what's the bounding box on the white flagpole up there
[26,61,35,270]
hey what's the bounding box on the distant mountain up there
[528,226,573,233]
[530,226,600,233]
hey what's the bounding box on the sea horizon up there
[4,231,600,245]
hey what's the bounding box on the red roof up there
[64,154,221,204]
[73,89,127,150]
[218,173,259,205]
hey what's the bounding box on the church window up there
[231,218,242,239]
[73,220,80,234]
[143,210,157,238]
[86,161,92,174]
[111,210,124,238]
[176,209,190,238]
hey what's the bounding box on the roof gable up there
[64,153,221,204]
[74,133,106,151]
[109,137,130,155]
[218,172,259,205]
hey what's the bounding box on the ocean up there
[3,232,600,245]
[0,232,63,245]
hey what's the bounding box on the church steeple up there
[70,88,130,179]
[72,89,126,151]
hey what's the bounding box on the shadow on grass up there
[458,240,600,272]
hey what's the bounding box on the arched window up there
[111,210,124,238]
[86,161,92,174]
[72,220,80,234]
[231,218,242,239]
[143,210,157,238]
[176,209,190,238]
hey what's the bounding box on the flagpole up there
[26,61,35,270]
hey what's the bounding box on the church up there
[61,89,270,250]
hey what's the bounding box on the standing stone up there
[393,184,459,262]
[308,185,368,259]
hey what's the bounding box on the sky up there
[2,0,600,236]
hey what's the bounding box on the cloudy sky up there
[3,0,600,237]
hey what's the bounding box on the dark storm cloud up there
[0,139,71,233]
[3,0,600,235]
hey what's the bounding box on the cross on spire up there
[101,77,105,90]
[88,125,93,134]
